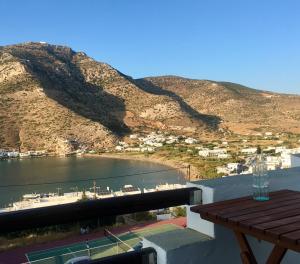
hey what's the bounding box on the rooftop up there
[143,228,211,251]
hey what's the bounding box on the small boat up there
[19,152,31,158]
[22,193,40,200]
[115,185,141,196]
[96,187,114,199]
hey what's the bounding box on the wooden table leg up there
[266,245,287,264]
[234,231,257,264]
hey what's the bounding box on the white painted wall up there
[142,239,167,264]
[291,155,300,168]
[186,182,215,237]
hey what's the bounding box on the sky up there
[0,0,299,94]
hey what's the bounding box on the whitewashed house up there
[115,146,124,151]
[291,154,300,168]
[7,151,19,158]
[275,146,287,153]
[217,153,230,159]
[185,138,198,144]
[198,149,210,157]
[241,147,257,155]
[265,156,281,170]
[227,163,240,172]
[216,166,229,174]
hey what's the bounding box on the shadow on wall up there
[21,46,130,136]
[134,79,221,130]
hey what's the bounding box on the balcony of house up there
[0,187,201,264]
[143,166,300,264]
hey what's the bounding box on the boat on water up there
[19,153,31,158]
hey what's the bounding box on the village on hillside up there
[3,130,300,179]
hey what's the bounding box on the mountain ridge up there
[0,42,299,153]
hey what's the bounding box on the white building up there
[185,138,198,144]
[141,147,155,153]
[124,147,140,152]
[198,148,227,158]
[291,154,300,168]
[275,146,287,154]
[198,149,210,157]
[115,146,124,151]
[241,147,257,155]
[6,151,19,158]
[129,134,139,139]
[265,156,281,170]
[263,146,276,152]
[217,153,230,159]
[281,149,300,168]
[227,163,239,172]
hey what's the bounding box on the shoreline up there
[85,152,198,180]
[1,152,199,180]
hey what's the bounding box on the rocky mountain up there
[0,42,299,153]
[0,42,216,153]
[136,76,300,135]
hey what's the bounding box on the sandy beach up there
[84,152,199,180]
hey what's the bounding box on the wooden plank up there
[228,203,300,223]
[200,213,300,253]
[219,195,300,219]
[239,210,300,230]
[265,221,300,239]
[252,215,300,233]
[281,230,300,244]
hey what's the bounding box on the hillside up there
[1,42,299,153]
[135,76,300,135]
[0,43,214,153]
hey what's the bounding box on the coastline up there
[84,152,198,180]
[1,152,199,180]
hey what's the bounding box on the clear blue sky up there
[0,0,299,94]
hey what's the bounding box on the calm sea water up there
[0,156,185,207]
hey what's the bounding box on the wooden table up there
[191,190,300,264]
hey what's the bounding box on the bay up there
[0,156,185,208]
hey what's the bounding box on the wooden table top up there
[191,189,300,252]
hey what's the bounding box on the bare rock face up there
[136,76,300,135]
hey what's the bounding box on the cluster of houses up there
[0,150,47,160]
[115,132,198,153]
[217,146,300,176]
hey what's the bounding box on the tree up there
[79,190,89,202]
[257,145,262,154]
